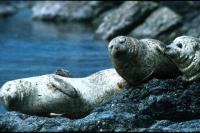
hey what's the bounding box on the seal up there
[164,36,200,82]
[108,36,180,85]
[0,69,126,118]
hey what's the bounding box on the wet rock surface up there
[32,1,119,22]
[1,77,200,132]
[95,1,158,41]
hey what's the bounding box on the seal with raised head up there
[0,69,126,118]
[108,36,180,85]
[165,36,200,82]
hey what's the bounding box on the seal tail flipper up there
[49,75,78,98]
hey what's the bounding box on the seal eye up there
[109,45,113,49]
[119,37,126,44]
[177,43,182,48]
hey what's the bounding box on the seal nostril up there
[115,46,120,50]
[119,37,126,44]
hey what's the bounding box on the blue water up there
[0,9,112,113]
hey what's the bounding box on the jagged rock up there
[130,7,182,39]
[0,111,154,132]
[0,5,15,18]
[32,1,119,22]
[1,77,200,131]
[133,119,200,132]
[95,1,158,41]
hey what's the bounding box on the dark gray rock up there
[0,5,15,18]
[32,1,119,22]
[156,1,200,43]
[157,1,200,21]
[0,111,154,132]
[186,15,200,37]
[95,1,158,41]
[131,7,182,38]
[133,119,200,132]
[1,77,200,131]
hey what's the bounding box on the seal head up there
[108,36,138,59]
[165,36,200,81]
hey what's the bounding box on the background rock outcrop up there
[130,7,182,39]
[32,1,120,22]
[95,1,158,41]
[30,1,200,43]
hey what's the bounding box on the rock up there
[0,5,15,18]
[0,111,154,132]
[156,1,200,43]
[92,8,117,28]
[133,119,200,132]
[157,1,200,21]
[32,1,119,22]
[186,15,200,37]
[1,77,200,131]
[95,1,158,41]
[130,7,182,39]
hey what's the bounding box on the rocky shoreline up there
[1,1,200,132]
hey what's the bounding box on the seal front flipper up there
[50,75,78,98]
[54,68,72,77]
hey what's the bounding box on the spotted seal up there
[0,69,126,118]
[108,36,180,85]
[165,36,200,82]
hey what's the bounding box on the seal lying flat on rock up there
[0,69,126,118]
[165,36,200,82]
[108,36,180,85]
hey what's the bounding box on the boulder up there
[186,15,200,37]
[130,7,182,39]
[95,1,158,41]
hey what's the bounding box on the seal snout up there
[165,45,172,53]
[164,43,178,57]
